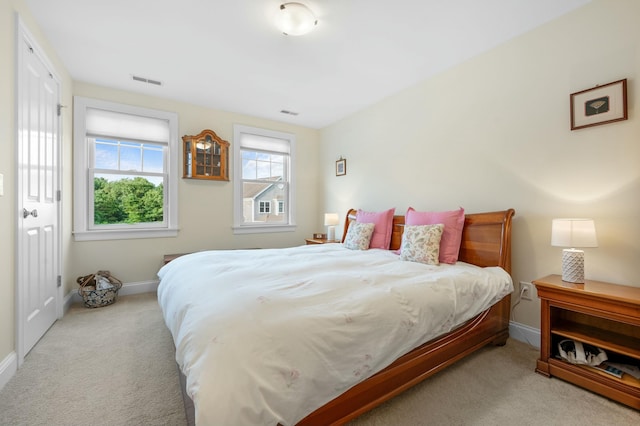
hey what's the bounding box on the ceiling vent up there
[132,75,163,86]
[280,109,299,116]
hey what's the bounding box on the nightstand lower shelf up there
[534,274,640,410]
[545,358,640,407]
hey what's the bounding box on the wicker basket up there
[77,271,123,308]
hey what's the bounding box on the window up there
[233,125,296,234]
[73,96,178,241]
[259,201,271,214]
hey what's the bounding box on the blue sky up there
[94,138,164,185]
[241,150,284,180]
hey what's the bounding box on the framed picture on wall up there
[570,79,627,130]
[336,158,346,176]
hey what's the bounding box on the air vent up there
[280,110,299,116]
[132,75,163,86]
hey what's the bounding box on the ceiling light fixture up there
[278,2,317,36]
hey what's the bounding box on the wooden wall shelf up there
[182,129,229,180]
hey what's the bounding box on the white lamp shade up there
[278,2,317,35]
[324,213,339,226]
[551,219,598,248]
[324,213,339,241]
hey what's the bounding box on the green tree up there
[94,177,126,224]
[122,177,153,223]
[94,177,163,225]
[141,183,164,222]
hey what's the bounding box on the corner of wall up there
[0,351,17,392]
[509,321,541,349]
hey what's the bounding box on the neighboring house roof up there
[243,177,283,200]
[243,182,272,199]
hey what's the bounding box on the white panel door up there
[17,24,61,359]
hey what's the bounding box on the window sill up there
[73,228,178,241]
[232,224,296,235]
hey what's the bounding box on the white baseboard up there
[68,280,159,304]
[509,321,541,349]
[118,279,159,296]
[63,290,76,314]
[0,351,17,392]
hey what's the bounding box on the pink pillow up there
[405,207,465,264]
[356,208,396,249]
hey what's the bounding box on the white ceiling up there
[25,0,591,129]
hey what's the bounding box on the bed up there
[157,208,515,425]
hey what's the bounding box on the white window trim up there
[73,96,179,241]
[233,124,296,234]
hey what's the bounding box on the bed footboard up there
[177,295,510,426]
[297,294,511,425]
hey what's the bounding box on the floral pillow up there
[405,207,465,264]
[400,224,444,265]
[343,221,375,250]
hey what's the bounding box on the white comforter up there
[157,244,513,425]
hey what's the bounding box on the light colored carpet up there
[1,293,637,425]
[348,339,639,426]
[0,293,186,426]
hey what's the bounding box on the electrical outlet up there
[520,281,533,301]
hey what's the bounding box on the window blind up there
[239,132,290,154]
[85,107,170,143]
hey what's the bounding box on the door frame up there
[15,14,64,367]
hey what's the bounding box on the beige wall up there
[69,83,321,285]
[320,0,639,329]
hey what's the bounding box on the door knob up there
[23,208,38,218]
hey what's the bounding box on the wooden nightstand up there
[533,274,640,409]
[163,253,190,264]
[305,238,340,245]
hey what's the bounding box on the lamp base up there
[561,248,585,283]
[327,225,336,242]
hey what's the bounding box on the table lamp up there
[324,213,340,241]
[551,218,598,283]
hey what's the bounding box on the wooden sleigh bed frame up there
[178,208,515,425]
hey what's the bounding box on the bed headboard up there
[342,208,515,274]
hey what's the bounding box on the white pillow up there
[343,222,375,250]
[400,224,444,265]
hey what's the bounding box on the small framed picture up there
[313,233,326,239]
[336,158,346,176]
[570,79,627,130]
